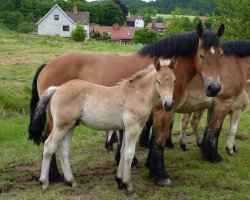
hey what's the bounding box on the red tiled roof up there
[126,15,143,22]
[147,23,165,29]
[65,12,89,25]
[92,25,140,40]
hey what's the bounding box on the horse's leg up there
[115,130,139,170]
[43,110,63,182]
[165,114,175,149]
[40,126,69,190]
[139,114,153,148]
[58,129,76,187]
[146,107,172,186]
[226,111,241,155]
[105,130,117,151]
[200,98,233,162]
[121,124,140,197]
[190,110,205,147]
[180,113,191,151]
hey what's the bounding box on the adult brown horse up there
[139,40,250,162]
[28,23,224,186]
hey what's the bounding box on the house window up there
[127,31,131,36]
[54,15,59,20]
[63,25,69,31]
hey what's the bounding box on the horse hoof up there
[40,180,49,190]
[165,141,175,149]
[157,178,172,187]
[115,176,124,190]
[180,143,188,151]
[128,190,137,198]
[226,146,235,156]
[233,145,237,152]
[65,180,77,188]
[211,154,223,163]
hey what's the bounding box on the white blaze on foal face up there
[210,46,215,54]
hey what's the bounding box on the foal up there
[33,58,175,196]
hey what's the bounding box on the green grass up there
[0,28,250,199]
[155,14,196,21]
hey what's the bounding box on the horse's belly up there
[80,104,124,131]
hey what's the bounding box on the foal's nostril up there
[164,101,174,111]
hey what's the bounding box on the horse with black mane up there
[28,23,224,186]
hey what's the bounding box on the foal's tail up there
[30,86,58,144]
[28,64,47,145]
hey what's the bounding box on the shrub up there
[102,32,111,41]
[17,22,36,33]
[71,23,87,42]
[132,28,158,45]
[92,31,102,40]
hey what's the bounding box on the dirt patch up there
[235,135,248,141]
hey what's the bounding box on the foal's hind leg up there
[58,129,76,187]
[180,113,191,151]
[40,126,70,190]
[190,110,205,147]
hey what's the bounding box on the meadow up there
[0,28,249,199]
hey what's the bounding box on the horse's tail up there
[28,64,47,145]
[30,86,58,145]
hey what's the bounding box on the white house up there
[37,5,89,38]
[126,16,144,28]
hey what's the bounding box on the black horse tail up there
[28,64,47,145]
[29,86,57,145]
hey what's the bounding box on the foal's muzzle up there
[203,77,221,97]
[163,101,174,111]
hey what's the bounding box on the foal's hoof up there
[115,176,124,190]
[126,190,137,198]
[39,179,49,190]
[226,146,235,156]
[180,142,188,151]
[65,180,77,188]
[157,178,172,187]
[165,141,175,149]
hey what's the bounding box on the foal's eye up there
[173,80,176,84]
[157,80,160,84]
[199,53,205,60]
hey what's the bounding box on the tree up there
[17,21,35,33]
[204,18,213,30]
[211,0,249,39]
[71,23,87,42]
[128,3,138,15]
[193,16,202,26]
[102,32,111,41]
[156,16,164,23]
[92,31,102,40]
[113,0,128,20]
[132,28,158,45]
[102,2,124,26]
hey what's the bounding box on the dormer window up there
[54,15,59,20]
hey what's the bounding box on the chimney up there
[113,23,120,30]
[73,6,78,16]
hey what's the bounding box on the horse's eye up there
[220,52,224,59]
[173,80,176,84]
[157,80,160,84]
[200,53,205,60]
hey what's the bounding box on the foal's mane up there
[118,65,155,85]
[222,40,250,57]
[138,31,221,58]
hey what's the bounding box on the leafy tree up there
[211,0,250,39]
[132,28,158,45]
[102,2,124,26]
[17,21,36,33]
[92,31,102,40]
[113,0,128,20]
[0,11,23,29]
[102,32,111,41]
[156,16,164,23]
[193,16,202,26]
[71,22,87,42]
[128,3,138,15]
[204,18,213,29]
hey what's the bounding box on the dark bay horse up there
[139,40,250,162]
[28,23,224,186]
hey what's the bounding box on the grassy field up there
[155,14,196,21]
[0,28,250,200]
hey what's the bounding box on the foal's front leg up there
[116,124,140,197]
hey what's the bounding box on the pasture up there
[0,28,249,199]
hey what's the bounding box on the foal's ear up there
[168,57,176,70]
[217,23,224,38]
[154,57,161,71]
[196,23,203,39]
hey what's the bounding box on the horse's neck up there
[173,56,197,107]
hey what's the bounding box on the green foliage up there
[211,0,250,40]
[71,23,87,42]
[102,2,124,26]
[128,3,138,15]
[193,16,202,26]
[102,32,111,41]
[17,22,36,33]
[204,18,213,30]
[156,16,164,23]
[132,28,158,45]
[0,11,23,30]
[92,31,102,40]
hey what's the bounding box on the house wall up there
[135,19,144,28]
[38,6,89,38]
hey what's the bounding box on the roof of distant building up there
[126,15,143,22]
[147,22,165,29]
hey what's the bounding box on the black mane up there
[138,30,221,58]
[222,40,250,57]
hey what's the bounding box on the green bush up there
[102,32,111,41]
[92,31,102,40]
[132,28,158,45]
[17,22,36,33]
[71,23,87,42]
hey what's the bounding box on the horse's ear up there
[217,23,224,37]
[168,57,176,70]
[154,57,161,71]
[196,23,203,39]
